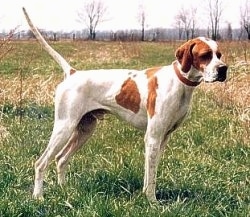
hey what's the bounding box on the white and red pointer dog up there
[23,8,227,201]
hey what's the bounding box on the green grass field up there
[0,40,249,216]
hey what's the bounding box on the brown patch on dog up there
[70,68,76,75]
[145,67,162,78]
[175,38,215,72]
[191,41,213,71]
[175,40,196,73]
[115,78,141,113]
[147,76,158,118]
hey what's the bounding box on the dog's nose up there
[218,65,228,74]
[217,65,228,82]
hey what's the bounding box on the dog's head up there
[175,37,228,83]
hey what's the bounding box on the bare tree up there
[174,19,183,40]
[0,28,16,61]
[240,0,250,40]
[189,7,198,39]
[207,0,224,40]
[27,28,47,39]
[175,8,189,40]
[77,0,108,40]
[226,22,233,41]
[137,3,146,41]
[175,6,197,40]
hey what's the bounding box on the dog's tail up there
[22,7,76,79]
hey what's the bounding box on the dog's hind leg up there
[33,119,77,199]
[55,113,97,185]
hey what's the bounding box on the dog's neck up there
[173,61,202,87]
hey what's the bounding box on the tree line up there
[16,26,248,42]
[78,0,249,41]
[1,0,249,41]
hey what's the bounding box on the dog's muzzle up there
[217,65,228,82]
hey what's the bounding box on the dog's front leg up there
[143,131,162,202]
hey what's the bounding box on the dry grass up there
[199,41,250,143]
[0,125,9,140]
[66,41,143,68]
[0,74,61,106]
[200,40,250,128]
[201,61,250,117]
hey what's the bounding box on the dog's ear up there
[175,41,196,73]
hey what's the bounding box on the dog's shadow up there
[156,188,198,204]
[81,169,199,204]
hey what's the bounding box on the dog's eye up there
[216,52,222,59]
[199,52,212,60]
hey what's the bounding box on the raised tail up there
[22,7,76,79]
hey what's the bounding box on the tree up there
[137,3,146,41]
[174,19,183,40]
[77,0,108,40]
[0,28,16,61]
[27,28,47,39]
[175,6,197,40]
[240,0,250,40]
[226,22,233,40]
[175,8,190,40]
[207,0,224,40]
[189,7,198,39]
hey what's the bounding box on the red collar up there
[173,61,201,87]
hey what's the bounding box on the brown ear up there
[175,41,195,73]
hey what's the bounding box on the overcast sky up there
[0,0,247,32]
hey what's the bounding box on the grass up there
[0,40,249,216]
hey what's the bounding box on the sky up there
[0,0,247,32]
